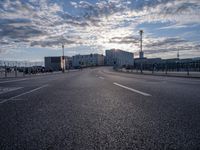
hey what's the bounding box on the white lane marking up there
[99,77,104,80]
[0,84,48,104]
[0,78,28,83]
[0,87,23,95]
[113,82,151,97]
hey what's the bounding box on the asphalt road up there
[0,67,200,150]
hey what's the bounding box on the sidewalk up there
[116,69,200,78]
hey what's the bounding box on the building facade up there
[72,54,104,68]
[45,57,61,71]
[45,56,72,71]
[105,49,134,67]
[139,51,144,59]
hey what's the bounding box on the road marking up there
[113,82,151,97]
[0,78,28,83]
[0,87,23,95]
[99,77,104,80]
[0,84,48,104]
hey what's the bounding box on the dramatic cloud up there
[0,0,200,59]
[109,36,139,44]
[143,37,200,58]
[146,38,186,47]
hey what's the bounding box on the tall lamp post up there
[62,44,65,73]
[139,30,144,58]
[139,30,144,73]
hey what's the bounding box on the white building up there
[105,49,134,67]
[72,54,104,68]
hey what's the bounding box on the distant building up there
[65,56,73,69]
[135,58,162,64]
[139,51,144,59]
[45,57,61,71]
[72,54,104,68]
[105,49,134,67]
[44,56,72,71]
[163,58,179,63]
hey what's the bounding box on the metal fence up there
[115,60,200,77]
[0,61,45,78]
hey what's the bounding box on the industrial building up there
[72,54,104,68]
[105,49,134,67]
[44,56,72,71]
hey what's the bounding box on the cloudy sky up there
[0,0,200,61]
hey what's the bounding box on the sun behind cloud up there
[0,0,200,60]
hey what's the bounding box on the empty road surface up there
[0,67,200,149]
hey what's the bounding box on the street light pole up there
[140,30,143,53]
[62,44,65,73]
[139,30,144,73]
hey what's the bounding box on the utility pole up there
[140,30,143,53]
[62,44,65,73]
[139,30,144,73]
